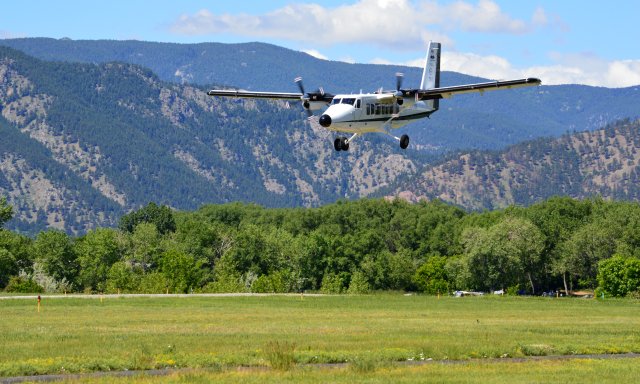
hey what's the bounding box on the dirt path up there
[0,293,320,300]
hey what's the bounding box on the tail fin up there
[420,41,441,110]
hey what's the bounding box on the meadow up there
[1,294,639,382]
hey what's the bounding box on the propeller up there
[295,76,305,94]
[295,77,313,117]
[295,77,332,117]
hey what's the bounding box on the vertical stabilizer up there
[420,42,440,110]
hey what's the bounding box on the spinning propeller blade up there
[294,77,313,117]
[295,77,305,94]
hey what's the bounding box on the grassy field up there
[51,358,640,384]
[1,294,639,382]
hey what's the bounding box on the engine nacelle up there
[304,100,327,111]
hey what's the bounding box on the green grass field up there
[55,358,640,384]
[1,294,639,382]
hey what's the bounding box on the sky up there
[1,0,639,88]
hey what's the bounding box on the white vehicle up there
[208,42,541,151]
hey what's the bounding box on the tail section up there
[420,41,441,110]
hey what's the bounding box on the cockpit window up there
[341,98,356,105]
[332,98,341,105]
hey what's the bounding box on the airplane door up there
[354,98,361,120]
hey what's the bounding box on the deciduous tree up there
[75,228,123,292]
[33,230,78,286]
[0,197,12,228]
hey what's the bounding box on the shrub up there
[347,271,370,294]
[251,271,291,293]
[20,263,72,293]
[321,273,344,294]
[413,256,450,295]
[5,276,44,293]
[597,255,640,297]
[105,262,139,293]
[137,272,168,294]
[200,275,247,293]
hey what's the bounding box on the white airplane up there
[208,42,540,151]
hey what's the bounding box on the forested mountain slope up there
[1,40,640,234]
[395,119,640,210]
[0,46,416,234]
[2,38,639,151]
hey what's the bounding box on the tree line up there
[1,196,639,297]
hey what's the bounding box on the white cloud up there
[397,51,640,88]
[605,60,640,88]
[442,51,520,80]
[170,0,537,49]
[169,1,639,88]
[531,7,548,26]
[301,49,329,60]
[443,0,528,33]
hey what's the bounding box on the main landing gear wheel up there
[334,137,349,151]
[400,134,410,149]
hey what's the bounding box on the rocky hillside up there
[1,40,640,234]
[396,119,640,210]
[0,46,417,234]
[2,38,639,151]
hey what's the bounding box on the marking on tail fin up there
[420,42,441,90]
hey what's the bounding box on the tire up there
[400,134,410,149]
[340,137,349,151]
[334,138,343,151]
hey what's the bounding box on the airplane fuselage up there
[317,93,435,134]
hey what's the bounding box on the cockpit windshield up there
[331,97,357,106]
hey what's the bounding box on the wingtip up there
[527,77,542,85]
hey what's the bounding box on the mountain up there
[1,39,640,235]
[394,119,640,210]
[0,46,418,234]
[2,38,639,151]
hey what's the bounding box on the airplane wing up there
[207,90,303,100]
[412,77,541,100]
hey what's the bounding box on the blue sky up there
[1,0,639,87]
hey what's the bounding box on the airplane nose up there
[319,114,332,127]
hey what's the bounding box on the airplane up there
[207,42,541,151]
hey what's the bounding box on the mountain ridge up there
[0,40,639,234]
[2,38,639,152]
[394,118,640,210]
[0,45,419,234]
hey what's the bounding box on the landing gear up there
[400,134,410,149]
[334,136,349,151]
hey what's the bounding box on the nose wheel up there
[334,136,350,151]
